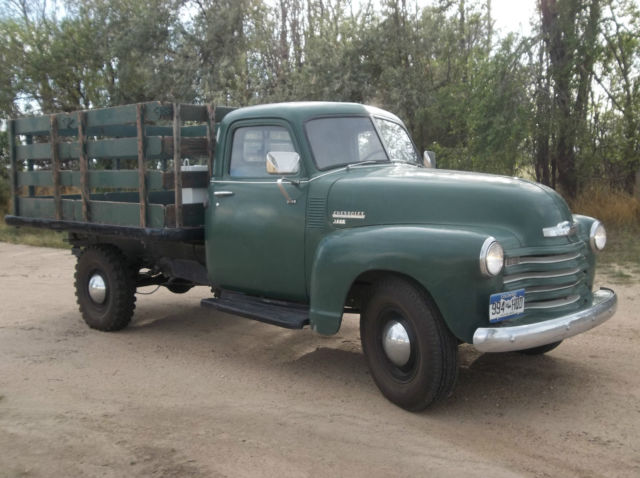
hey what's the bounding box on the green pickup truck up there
[5,101,617,410]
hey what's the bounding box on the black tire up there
[165,282,194,294]
[360,276,458,411]
[517,340,562,355]
[75,245,136,331]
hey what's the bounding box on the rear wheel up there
[360,276,458,411]
[75,245,136,331]
[165,281,194,294]
[517,340,562,355]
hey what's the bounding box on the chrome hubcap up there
[88,273,107,304]
[382,320,411,367]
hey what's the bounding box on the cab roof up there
[222,101,403,125]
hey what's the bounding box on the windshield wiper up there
[346,159,390,170]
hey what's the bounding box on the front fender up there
[309,225,499,341]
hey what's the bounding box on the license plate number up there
[489,289,525,323]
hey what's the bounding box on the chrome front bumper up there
[472,288,617,353]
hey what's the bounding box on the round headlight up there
[590,221,606,251]
[480,237,504,277]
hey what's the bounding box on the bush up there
[0,176,9,215]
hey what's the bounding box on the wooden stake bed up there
[6,102,235,234]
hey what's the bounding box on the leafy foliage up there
[0,0,639,211]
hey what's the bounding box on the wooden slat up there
[78,111,90,222]
[50,115,62,220]
[147,125,208,138]
[86,104,136,128]
[26,135,34,197]
[84,101,171,127]
[16,137,168,161]
[12,103,220,136]
[136,104,147,227]
[18,170,179,190]
[13,115,50,136]
[17,171,53,187]
[215,106,237,122]
[8,120,18,216]
[161,137,208,157]
[16,197,56,219]
[161,171,209,189]
[15,143,58,160]
[143,102,173,123]
[173,103,183,227]
[165,203,205,227]
[206,104,216,177]
[180,104,208,122]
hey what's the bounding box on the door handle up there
[213,191,234,197]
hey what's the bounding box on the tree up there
[537,0,602,198]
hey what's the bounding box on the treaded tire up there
[360,276,458,411]
[517,340,562,355]
[166,283,194,294]
[75,245,136,331]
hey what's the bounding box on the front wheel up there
[360,276,458,411]
[75,245,136,331]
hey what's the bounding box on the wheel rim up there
[88,273,107,304]
[379,310,417,380]
[382,320,411,367]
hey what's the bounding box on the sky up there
[490,0,538,37]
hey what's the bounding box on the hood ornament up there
[543,220,577,238]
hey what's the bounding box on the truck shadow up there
[100,305,602,412]
[284,347,371,386]
[433,345,600,414]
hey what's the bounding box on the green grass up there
[0,215,68,249]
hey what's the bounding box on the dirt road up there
[0,242,638,477]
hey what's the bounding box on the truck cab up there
[205,102,617,409]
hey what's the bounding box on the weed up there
[0,218,67,249]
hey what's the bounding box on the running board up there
[201,292,309,329]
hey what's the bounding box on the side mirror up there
[423,150,436,169]
[266,151,300,175]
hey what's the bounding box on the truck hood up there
[325,164,573,247]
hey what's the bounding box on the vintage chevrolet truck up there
[4,101,617,410]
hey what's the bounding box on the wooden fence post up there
[173,103,183,227]
[25,135,34,197]
[77,111,90,222]
[136,103,148,228]
[206,104,216,178]
[50,114,62,220]
[8,119,18,216]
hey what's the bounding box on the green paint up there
[7,101,609,345]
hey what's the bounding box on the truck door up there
[207,121,308,302]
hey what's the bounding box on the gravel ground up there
[0,242,638,478]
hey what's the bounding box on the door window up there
[230,126,296,178]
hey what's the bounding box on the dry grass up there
[571,184,640,229]
[569,185,640,273]
[1,209,68,249]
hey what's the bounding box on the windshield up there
[373,117,420,164]
[305,116,419,170]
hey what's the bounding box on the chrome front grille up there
[503,243,590,315]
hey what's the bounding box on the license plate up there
[489,289,525,323]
